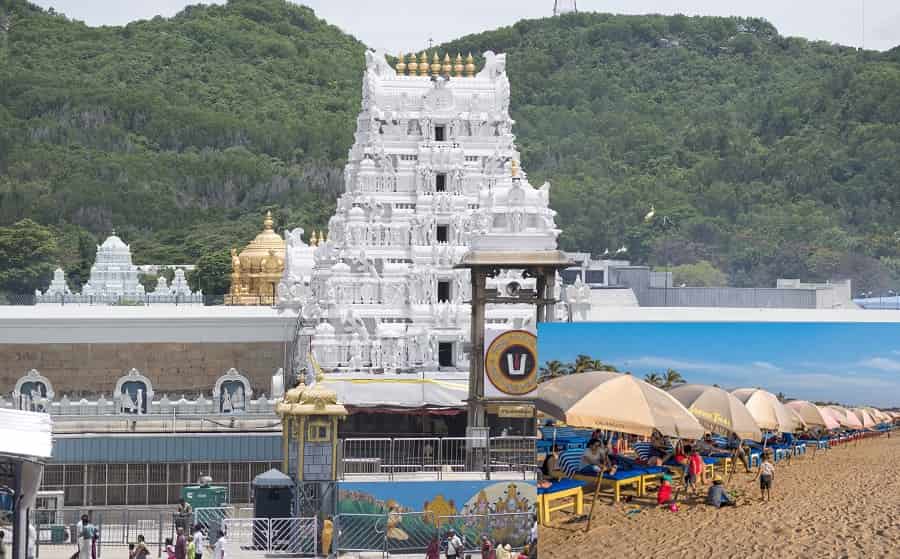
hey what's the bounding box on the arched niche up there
[213,368,253,414]
[13,369,54,412]
[114,368,154,415]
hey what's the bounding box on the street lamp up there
[644,206,676,305]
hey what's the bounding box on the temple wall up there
[0,341,283,396]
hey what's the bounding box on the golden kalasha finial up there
[511,159,519,177]
[310,230,318,246]
[395,53,406,75]
[442,53,452,75]
[418,52,429,76]
[264,210,274,230]
[407,53,418,75]
[320,229,327,243]
[465,52,475,77]
[453,53,464,77]
[430,52,441,75]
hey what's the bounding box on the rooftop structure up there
[35,231,202,304]
[227,211,289,305]
[557,252,858,316]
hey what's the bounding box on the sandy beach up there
[540,436,900,559]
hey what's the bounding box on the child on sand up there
[754,451,775,502]
[706,476,735,508]
[656,474,674,506]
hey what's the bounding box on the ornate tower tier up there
[277,50,561,378]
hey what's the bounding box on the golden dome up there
[430,52,441,75]
[453,53,463,77]
[465,52,475,77]
[238,211,285,268]
[441,53,452,75]
[418,52,429,76]
[395,53,406,75]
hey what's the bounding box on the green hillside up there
[2,1,900,294]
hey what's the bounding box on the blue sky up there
[538,322,900,408]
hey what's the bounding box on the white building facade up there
[277,50,561,381]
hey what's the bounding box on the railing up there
[1,293,231,306]
[333,512,534,555]
[30,508,317,558]
[338,436,537,480]
[31,507,183,557]
[223,517,317,556]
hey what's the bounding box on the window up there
[585,270,605,284]
[435,173,446,192]
[434,125,445,141]
[437,280,450,302]
[438,342,454,367]
[307,422,331,442]
[436,225,448,243]
[560,269,581,285]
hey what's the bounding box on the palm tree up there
[661,369,686,390]
[539,360,567,380]
[644,372,663,387]
[572,354,595,374]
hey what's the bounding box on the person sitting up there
[706,476,736,508]
[649,429,674,466]
[579,440,616,475]
[540,445,564,481]
[695,433,720,454]
[656,474,674,506]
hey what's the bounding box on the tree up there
[661,369,686,389]
[569,354,597,374]
[644,373,663,387]
[0,219,58,294]
[539,360,567,380]
[189,250,231,295]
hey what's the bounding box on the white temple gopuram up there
[35,232,202,304]
[276,50,562,383]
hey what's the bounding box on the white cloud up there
[859,357,900,372]
[623,356,780,377]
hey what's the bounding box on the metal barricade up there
[340,438,391,476]
[489,437,537,475]
[221,517,317,557]
[333,513,387,554]
[439,512,533,552]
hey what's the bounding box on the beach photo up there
[536,321,900,558]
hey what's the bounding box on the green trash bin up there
[181,485,228,510]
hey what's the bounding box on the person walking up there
[445,529,462,559]
[191,524,206,559]
[212,530,226,559]
[175,527,187,559]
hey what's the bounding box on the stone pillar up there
[467,269,488,427]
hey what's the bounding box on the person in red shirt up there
[656,474,674,506]
[687,446,705,495]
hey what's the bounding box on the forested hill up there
[2,1,900,295]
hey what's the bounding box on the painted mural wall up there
[337,480,536,552]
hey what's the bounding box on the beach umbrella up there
[818,406,846,430]
[850,408,876,428]
[826,406,863,429]
[786,400,839,430]
[731,388,805,433]
[536,371,705,439]
[668,384,761,440]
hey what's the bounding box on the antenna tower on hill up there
[553,0,577,16]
